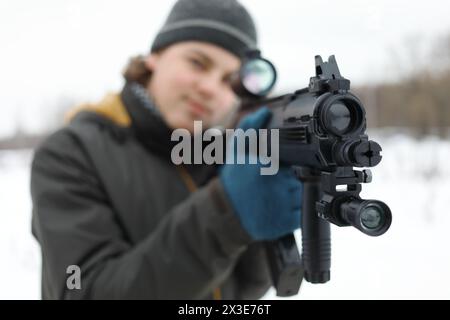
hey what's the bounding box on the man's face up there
[145,41,240,133]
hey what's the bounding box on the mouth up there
[187,99,209,117]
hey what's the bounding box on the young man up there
[31,0,302,299]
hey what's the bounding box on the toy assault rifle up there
[231,51,392,296]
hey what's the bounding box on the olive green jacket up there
[30,83,271,299]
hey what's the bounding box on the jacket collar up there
[121,82,218,185]
[121,82,177,160]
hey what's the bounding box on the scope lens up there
[321,96,365,137]
[360,206,383,229]
[241,59,276,96]
[328,102,351,133]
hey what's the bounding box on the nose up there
[195,72,223,99]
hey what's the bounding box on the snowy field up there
[1,132,449,300]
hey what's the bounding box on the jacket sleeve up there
[31,128,270,299]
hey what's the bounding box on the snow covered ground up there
[1,132,449,299]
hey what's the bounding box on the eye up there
[188,57,206,70]
[222,75,233,87]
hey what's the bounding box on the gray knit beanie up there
[151,0,258,58]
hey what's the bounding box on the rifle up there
[231,51,392,297]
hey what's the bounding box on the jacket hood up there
[64,83,176,160]
[64,92,132,127]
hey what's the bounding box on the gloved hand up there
[219,107,302,241]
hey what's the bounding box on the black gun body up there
[237,54,392,296]
[268,90,368,170]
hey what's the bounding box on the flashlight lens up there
[242,59,276,95]
[360,206,383,229]
[329,102,351,133]
[339,199,392,236]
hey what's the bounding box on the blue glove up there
[219,107,302,241]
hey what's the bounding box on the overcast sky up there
[1,0,450,137]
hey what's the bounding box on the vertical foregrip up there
[302,180,331,283]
